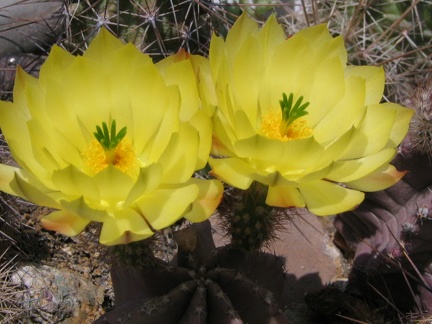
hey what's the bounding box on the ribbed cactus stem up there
[222,182,282,252]
[108,237,156,270]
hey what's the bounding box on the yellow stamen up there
[260,110,313,141]
[82,138,137,175]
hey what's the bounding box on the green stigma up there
[94,120,127,151]
[279,93,310,131]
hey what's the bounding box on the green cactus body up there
[219,182,289,252]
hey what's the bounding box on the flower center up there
[260,112,312,141]
[83,138,137,175]
[260,93,313,141]
[82,120,137,175]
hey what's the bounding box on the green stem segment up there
[94,120,127,152]
[279,93,310,132]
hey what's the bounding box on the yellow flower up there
[0,29,223,245]
[208,14,413,216]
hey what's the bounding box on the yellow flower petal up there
[0,164,19,196]
[345,66,385,105]
[156,54,200,121]
[226,12,259,58]
[52,165,99,202]
[93,166,134,206]
[209,157,255,190]
[0,71,44,174]
[306,57,346,127]
[256,15,286,66]
[299,181,365,216]
[182,178,224,223]
[135,184,200,230]
[158,123,199,183]
[234,135,324,176]
[124,164,163,206]
[268,34,316,99]
[385,102,414,148]
[310,127,356,170]
[326,148,396,183]
[28,119,83,171]
[190,54,218,116]
[156,53,214,169]
[296,24,347,65]
[312,74,366,144]
[232,36,262,126]
[345,165,407,192]
[41,210,90,237]
[209,34,227,82]
[10,172,59,208]
[141,88,181,163]
[211,115,237,156]
[39,45,75,84]
[234,134,284,161]
[188,110,212,170]
[42,58,111,149]
[266,185,305,208]
[83,28,126,62]
[339,103,399,159]
[233,110,257,140]
[60,197,108,222]
[99,209,154,245]
[130,72,180,158]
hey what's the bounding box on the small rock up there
[11,264,104,322]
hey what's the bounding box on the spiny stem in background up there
[405,80,432,156]
[64,0,236,60]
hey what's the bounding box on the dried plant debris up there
[0,251,25,324]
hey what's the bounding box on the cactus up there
[332,81,432,319]
[0,0,64,56]
[404,80,432,157]
[217,182,293,252]
[64,0,233,60]
[96,225,288,323]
